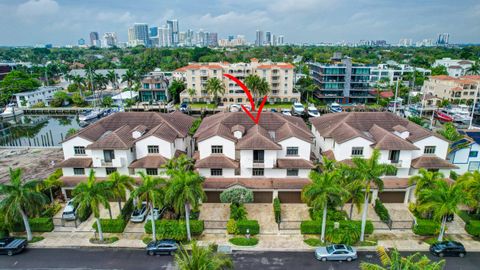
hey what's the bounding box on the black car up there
[430,241,466,257]
[180,102,189,113]
[146,239,178,256]
[0,237,28,256]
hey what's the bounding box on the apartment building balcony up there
[93,157,125,167]
[389,160,404,168]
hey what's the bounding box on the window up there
[211,145,223,154]
[146,168,158,175]
[351,147,364,156]
[74,146,86,155]
[210,168,223,176]
[287,169,299,176]
[73,168,85,175]
[469,151,478,158]
[106,167,117,175]
[389,150,400,163]
[253,150,265,163]
[103,150,115,162]
[469,161,480,171]
[252,168,264,176]
[286,147,299,156]
[148,145,159,154]
[424,146,436,154]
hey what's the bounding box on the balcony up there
[389,160,403,168]
[253,160,265,168]
[93,157,124,167]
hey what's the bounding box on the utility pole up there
[393,78,399,114]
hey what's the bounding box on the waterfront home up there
[448,129,480,174]
[14,86,62,108]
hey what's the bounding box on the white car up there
[281,108,292,116]
[62,200,77,221]
[307,105,320,117]
[291,102,305,116]
[130,202,148,223]
[315,244,357,262]
[229,104,241,112]
[146,208,164,221]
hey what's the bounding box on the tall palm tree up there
[418,180,468,242]
[41,170,63,203]
[131,172,166,241]
[174,241,233,270]
[466,63,480,75]
[245,74,270,103]
[302,170,348,242]
[106,70,119,90]
[71,75,85,96]
[121,69,137,89]
[204,77,225,105]
[165,170,206,241]
[349,149,396,241]
[0,168,48,241]
[409,169,444,203]
[360,246,445,270]
[107,172,134,213]
[164,154,195,172]
[345,180,365,220]
[457,171,480,215]
[72,170,113,241]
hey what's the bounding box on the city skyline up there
[0,0,479,46]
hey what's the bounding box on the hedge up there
[144,220,204,241]
[229,237,259,246]
[413,219,440,236]
[119,198,134,221]
[465,220,480,237]
[236,220,260,235]
[374,199,391,224]
[13,217,54,232]
[300,220,374,235]
[230,203,247,221]
[92,219,127,233]
[309,208,348,222]
[77,206,92,222]
[273,198,281,224]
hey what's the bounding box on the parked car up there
[0,237,27,256]
[130,202,148,223]
[180,102,190,113]
[281,108,292,116]
[270,108,278,113]
[146,207,165,221]
[430,241,466,257]
[229,104,242,112]
[315,244,357,262]
[291,102,305,116]
[62,199,77,221]
[307,104,320,117]
[146,239,178,256]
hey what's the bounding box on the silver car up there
[62,200,77,221]
[315,244,357,262]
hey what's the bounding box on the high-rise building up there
[265,31,271,45]
[255,30,264,46]
[272,34,277,46]
[167,19,179,46]
[398,38,413,47]
[78,38,85,46]
[128,27,135,45]
[437,33,450,45]
[277,35,284,46]
[207,32,218,47]
[149,27,158,38]
[186,29,194,47]
[102,32,118,48]
[158,25,171,47]
[179,31,186,46]
[133,23,149,46]
[89,32,100,47]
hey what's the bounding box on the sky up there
[0,0,479,46]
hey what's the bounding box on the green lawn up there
[264,103,293,109]
[189,103,217,109]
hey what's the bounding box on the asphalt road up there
[0,248,479,270]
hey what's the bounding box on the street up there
[0,248,479,270]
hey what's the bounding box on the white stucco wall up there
[62,136,93,159]
[413,136,449,159]
[449,143,480,174]
[277,137,311,159]
[198,168,235,177]
[333,137,373,161]
[198,136,236,159]
[135,136,174,159]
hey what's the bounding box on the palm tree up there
[349,149,396,241]
[121,69,137,89]
[457,171,480,215]
[71,75,85,96]
[106,70,119,90]
[72,170,113,241]
[175,241,233,270]
[466,63,480,75]
[0,168,48,241]
[107,172,134,213]
[41,170,63,203]
[245,74,270,103]
[417,180,468,242]
[164,154,195,171]
[165,169,206,241]
[360,246,445,270]
[302,170,348,242]
[409,169,444,203]
[345,180,365,220]
[204,77,225,105]
[131,172,166,241]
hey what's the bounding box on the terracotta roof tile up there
[236,125,282,150]
[203,177,311,190]
[129,155,168,168]
[56,158,92,168]
[195,154,239,168]
[411,155,458,169]
[277,159,314,169]
[370,124,419,150]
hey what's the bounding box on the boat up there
[442,105,472,124]
[328,102,343,113]
[434,110,453,122]
[78,109,103,121]
[0,104,24,119]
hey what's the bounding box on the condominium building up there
[433,58,475,78]
[309,58,373,104]
[178,58,299,105]
[311,112,456,203]
[128,23,149,47]
[193,111,314,203]
[138,70,170,102]
[421,75,480,103]
[14,86,62,108]
[102,32,117,48]
[89,32,100,47]
[370,64,431,85]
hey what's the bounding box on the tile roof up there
[203,177,311,190]
[322,150,336,161]
[276,159,314,169]
[236,125,282,150]
[369,124,419,150]
[60,176,142,187]
[128,155,168,168]
[411,155,458,169]
[195,154,239,169]
[86,125,136,149]
[55,158,92,168]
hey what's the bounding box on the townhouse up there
[421,75,480,104]
[14,86,62,108]
[433,58,475,78]
[311,112,456,204]
[138,69,171,102]
[448,130,480,174]
[177,58,300,105]
[56,111,194,197]
[193,111,314,203]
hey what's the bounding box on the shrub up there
[413,219,440,236]
[236,220,260,235]
[374,199,391,223]
[273,198,281,224]
[77,206,92,222]
[227,219,238,234]
[92,219,126,233]
[300,220,374,235]
[14,217,54,232]
[144,220,204,240]
[119,198,134,221]
[230,203,247,221]
[304,238,322,247]
[180,209,200,220]
[466,220,480,237]
[41,203,62,218]
[229,237,258,246]
[220,187,254,204]
[309,208,348,221]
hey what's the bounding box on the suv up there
[146,239,178,256]
[430,241,466,257]
[291,102,305,116]
[130,202,148,223]
[62,200,77,221]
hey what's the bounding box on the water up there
[0,115,81,147]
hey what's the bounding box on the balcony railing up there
[94,157,124,167]
[390,160,403,167]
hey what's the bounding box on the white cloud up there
[17,0,59,18]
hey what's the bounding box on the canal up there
[0,115,81,147]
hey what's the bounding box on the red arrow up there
[223,73,267,124]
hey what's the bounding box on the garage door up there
[278,192,303,203]
[253,192,273,203]
[378,191,405,203]
[205,191,222,203]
